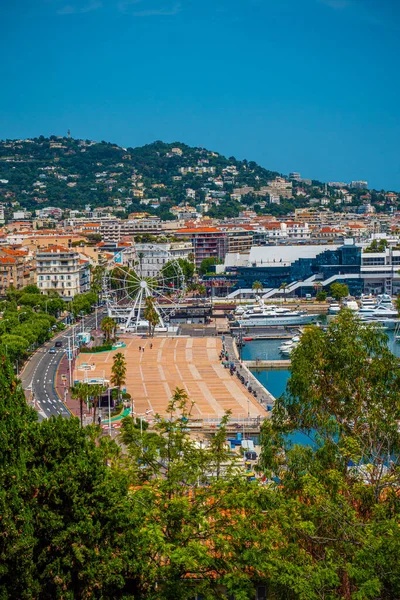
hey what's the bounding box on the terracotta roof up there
[0,256,16,264]
[38,245,70,253]
[178,227,222,234]
[0,248,28,257]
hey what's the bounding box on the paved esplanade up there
[75,337,267,418]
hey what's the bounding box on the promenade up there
[74,336,267,419]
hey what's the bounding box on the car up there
[55,341,63,348]
[49,348,56,354]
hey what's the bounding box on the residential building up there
[350,180,368,189]
[289,172,301,181]
[0,255,25,295]
[254,178,293,199]
[253,222,310,244]
[135,241,193,277]
[175,227,227,267]
[36,246,90,299]
[99,218,180,241]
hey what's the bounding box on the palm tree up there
[110,352,127,405]
[252,281,263,295]
[90,383,107,425]
[143,296,160,337]
[279,281,288,303]
[101,316,116,343]
[71,382,89,427]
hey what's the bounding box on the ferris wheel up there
[103,251,186,332]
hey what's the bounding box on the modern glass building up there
[205,241,400,298]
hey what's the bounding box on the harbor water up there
[243,329,400,447]
[243,330,400,400]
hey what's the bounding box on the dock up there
[244,360,291,369]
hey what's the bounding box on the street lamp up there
[131,409,154,435]
[63,334,73,387]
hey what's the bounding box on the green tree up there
[88,382,107,424]
[143,296,160,336]
[259,311,400,599]
[199,256,221,275]
[71,381,90,427]
[1,334,30,363]
[316,289,327,301]
[162,258,194,283]
[90,264,106,296]
[119,388,255,599]
[110,352,127,404]
[100,316,117,342]
[330,281,349,300]
[279,281,288,302]
[22,284,41,295]
[252,280,263,294]
[70,291,97,317]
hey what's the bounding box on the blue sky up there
[1,0,399,190]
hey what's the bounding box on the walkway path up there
[74,336,267,419]
[224,336,276,410]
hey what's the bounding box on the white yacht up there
[236,303,318,327]
[328,302,341,314]
[358,295,398,327]
[279,336,300,352]
[328,299,360,314]
[280,344,298,356]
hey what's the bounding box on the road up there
[20,311,104,419]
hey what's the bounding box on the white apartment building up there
[255,177,293,199]
[135,242,193,278]
[36,246,90,299]
[253,222,310,244]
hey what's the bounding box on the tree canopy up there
[330,282,349,300]
[0,312,399,599]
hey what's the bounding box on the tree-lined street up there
[20,311,104,419]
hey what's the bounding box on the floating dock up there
[244,360,291,369]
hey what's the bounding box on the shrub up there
[80,344,112,353]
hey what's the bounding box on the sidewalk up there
[55,353,80,416]
[223,335,275,411]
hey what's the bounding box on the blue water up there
[251,368,290,399]
[243,330,400,363]
[248,329,400,448]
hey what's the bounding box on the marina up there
[242,326,400,404]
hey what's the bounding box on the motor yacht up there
[328,302,341,314]
[358,295,399,328]
[280,342,299,356]
[329,298,359,315]
[236,304,317,327]
[279,336,300,352]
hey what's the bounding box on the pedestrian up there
[139,346,141,351]
[142,347,145,352]
[150,343,153,349]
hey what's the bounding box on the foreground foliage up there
[0,312,399,599]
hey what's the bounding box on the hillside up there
[0,136,394,220]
